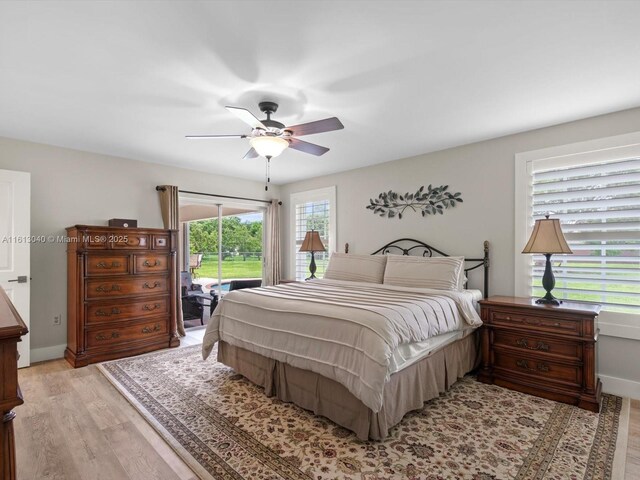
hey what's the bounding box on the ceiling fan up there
[186,101,344,190]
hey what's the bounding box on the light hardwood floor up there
[14,328,640,479]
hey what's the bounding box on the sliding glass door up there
[179,196,266,297]
[188,211,264,293]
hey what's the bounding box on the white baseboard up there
[30,344,66,364]
[600,374,640,400]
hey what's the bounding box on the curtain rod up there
[156,186,282,205]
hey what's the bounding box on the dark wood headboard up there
[366,238,490,298]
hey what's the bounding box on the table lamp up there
[299,230,326,279]
[522,215,573,305]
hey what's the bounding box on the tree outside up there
[189,216,263,280]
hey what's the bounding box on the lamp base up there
[535,296,562,306]
[306,251,317,280]
[536,253,562,305]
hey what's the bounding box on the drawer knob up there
[143,260,161,267]
[95,331,120,341]
[95,308,121,317]
[505,316,511,320]
[516,338,550,351]
[96,284,121,293]
[142,324,161,334]
[96,261,121,269]
[516,359,550,373]
[143,303,161,311]
[143,281,161,289]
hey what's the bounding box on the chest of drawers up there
[65,225,179,367]
[478,296,601,412]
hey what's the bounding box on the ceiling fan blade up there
[185,134,247,139]
[285,117,344,136]
[243,147,259,159]
[225,106,266,130]
[288,138,330,156]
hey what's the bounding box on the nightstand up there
[478,296,601,412]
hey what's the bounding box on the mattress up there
[388,327,476,373]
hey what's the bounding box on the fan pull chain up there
[265,156,271,191]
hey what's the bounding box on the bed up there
[202,239,490,440]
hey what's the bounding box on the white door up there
[0,169,30,367]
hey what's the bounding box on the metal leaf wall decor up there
[366,185,463,219]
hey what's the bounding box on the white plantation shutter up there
[529,158,640,313]
[290,186,336,281]
[294,200,330,280]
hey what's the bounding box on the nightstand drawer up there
[490,310,581,336]
[494,350,581,387]
[493,330,581,361]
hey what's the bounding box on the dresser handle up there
[143,259,161,267]
[516,359,550,373]
[95,331,120,341]
[95,307,121,317]
[143,282,161,289]
[522,318,561,328]
[96,284,121,293]
[142,324,161,334]
[523,318,540,326]
[96,261,121,269]
[516,338,550,351]
[143,303,161,311]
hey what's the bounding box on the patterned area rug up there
[98,345,627,480]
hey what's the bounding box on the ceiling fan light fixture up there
[249,136,289,158]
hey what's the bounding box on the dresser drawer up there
[86,318,168,349]
[134,254,169,274]
[85,296,169,324]
[494,350,581,387]
[111,234,149,249]
[83,233,109,249]
[493,330,581,361]
[85,255,129,276]
[85,274,169,299]
[152,234,170,250]
[490,310,581,336]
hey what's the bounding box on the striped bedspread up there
[202,279,482,412]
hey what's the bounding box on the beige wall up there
[0,136,278,360]
[279,107,640,397]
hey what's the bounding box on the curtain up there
[158,185,185,337]
[263,199,282,286]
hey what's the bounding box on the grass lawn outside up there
[195,254,262,280]
[532,261,639,312]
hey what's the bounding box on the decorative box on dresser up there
[65,225,179,368]
[478,296,601,412]
[0,287,28,480]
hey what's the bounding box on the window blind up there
[530,157,640,313]
[294,199,330,281]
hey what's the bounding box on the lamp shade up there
[249,136,289,158]
[522,216,573,254]
[299,230,325,252]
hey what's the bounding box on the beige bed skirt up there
[218,331,480,440]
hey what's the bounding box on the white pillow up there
[323,253,387,284]
[383,255,465,291]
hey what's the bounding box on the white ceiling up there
[1,1,639,184]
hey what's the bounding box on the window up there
[290,186,336,280]
[515,133,640,320]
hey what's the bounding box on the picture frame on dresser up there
[65,225,180,368]
[478,296,602,412]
